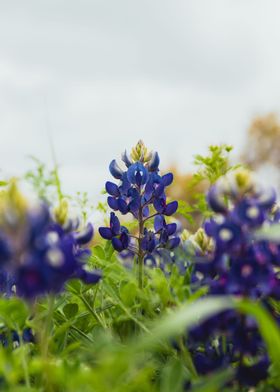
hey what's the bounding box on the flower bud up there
[131,140,152,163]
[54,198,69,225]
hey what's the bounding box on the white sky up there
[0,0,280,200]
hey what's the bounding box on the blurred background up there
[1,0,280,201]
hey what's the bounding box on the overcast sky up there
[0,0,280,200]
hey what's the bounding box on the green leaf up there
[120,281,137,307]
[92,245,106,260]
[190,368,234,392]
[66,280,82,294]
[176,200,194,223]
[160,358,186,392]
[0,298,28,329]
[63,303,79,319]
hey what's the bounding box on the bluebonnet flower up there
[99,141,180,287]
[0,327,35,348]
[0,183,101,299]
[193,169,277,299]
[141,229,156,253]
[99,212,129,252]
[184,169,279,388]
[236,357,269,387]
[191,340,231,376]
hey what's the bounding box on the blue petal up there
[154,215,164,231]
[144,254,157,267]
[257,187,276,209]
[0,233,12,265]
[22,328,35,343]
[99,227,113,240]
[161,173,173,187]
[207,186,227,213]
[160,230,169,244]
[135,171,143,187]
[110,212,121,236]
[154,183,165,197]
[127,162,148,185]
[118,198,129,214]
[142,205,150,217]
[119,173,131,193]
[144,180,154,200]
[107,196,119,210]
[105,181,120,197]
[80,269,102,284]
[154,197,165,213]
[166,223,177,236]
[204,219,218,237]
[121,150,133,168]
[120,230,129,249]
[74,223,94,245]
[129,197,140,214]
[112,237,124,252]
[141,237,155,253]
[109,160,123,179]
[167,237,180,249]
[148,152,160,171]
[164,201,178,216]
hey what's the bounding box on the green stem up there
[179,338,198,379]
[138,206,144,289]
[79,293,106,328]
[18,331,31,388]
[37,295,55,392]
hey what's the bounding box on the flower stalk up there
[99,141,180,289]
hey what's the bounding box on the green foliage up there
[24,156,63,202]
[192,193,213,220]
[176,200,194,224]
[192,144,235,186]
[188,145,239,220]
[1,153,280,392]
[74,191,94,223]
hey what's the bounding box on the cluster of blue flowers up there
[0,327,35,348]
[186,170,280,387]
[0,183,101,299]
[99,141,180,280]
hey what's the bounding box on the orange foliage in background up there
[242,112,280,170]
[166,165,206,204]
[166,165,207,229]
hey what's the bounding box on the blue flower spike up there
[186,168,279,388]
[0,182,101,300]
[99,140,179,288]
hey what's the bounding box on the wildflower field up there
[1,140,280,392]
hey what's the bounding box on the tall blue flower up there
[0,184,101,299]
[184,170,279,388]
[99,141,179,287]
